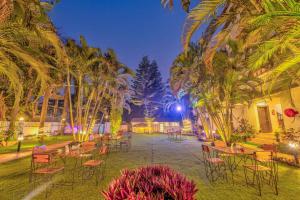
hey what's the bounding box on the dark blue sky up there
[49,0,191,80]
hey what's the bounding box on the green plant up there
[0,130,14,146]
[274,128,284,143]
[234,118,255,135]
[232,118,255,143]
[102,165,197,200]
[110,107,123,136]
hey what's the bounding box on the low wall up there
[0,121,62,136]
[0,121,129,136]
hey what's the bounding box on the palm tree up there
[65,36,102,141]
[163,0,262,51]
[161,0,191,12]
[0,0,67,138]
[247,0,300,90]
[103,49,133,136]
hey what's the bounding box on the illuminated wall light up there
[289,142,298,149]
[257,101,267,107]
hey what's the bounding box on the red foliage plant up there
[102,165,198,200]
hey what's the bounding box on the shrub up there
[102,165,198,200]
[110,107,123,136]
[232,118,255,143]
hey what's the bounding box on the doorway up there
[257,106,272,133]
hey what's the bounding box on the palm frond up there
[182,0,224,50]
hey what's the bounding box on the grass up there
[0,135,73,154]
[0,134,300,200]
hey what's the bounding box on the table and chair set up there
[201,141,279,196]
[167,130,182,141]
[28,132,131,198]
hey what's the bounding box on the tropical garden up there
[0,0,300,200]
[0,0,133,145]
[163,0,300,145]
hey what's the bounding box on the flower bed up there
[102,165,198,200]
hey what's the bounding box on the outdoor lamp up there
[289,142,298,149]
[18,135,24,141]
[17,117,25,152]
[176,105,182,112]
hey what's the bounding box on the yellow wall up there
[279,87,300,130]
[233,86,300,133]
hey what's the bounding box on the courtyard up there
[0,134,299,200]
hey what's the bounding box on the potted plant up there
[274,128,284,143]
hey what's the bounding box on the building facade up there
[131,118,181,134]
[232,81,300,144]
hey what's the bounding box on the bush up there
[232,118,255,143]
[102,165,198,200]
[110,107,123,136]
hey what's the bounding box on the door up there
[257,106,272,133]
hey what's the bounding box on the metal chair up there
[81,145,109,185]
[202,144,227,182]
[119,134,131,152]
[29,153,64,197]
[243,151,278,196]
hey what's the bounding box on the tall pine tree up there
[131,56,165,119]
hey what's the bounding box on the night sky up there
[49,0,191,80]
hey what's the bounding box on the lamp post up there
[176,105,184,121]
[175,105,184,140]
[17,117,25,152]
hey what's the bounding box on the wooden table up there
[211,146,254,156]
[210,146,255,181]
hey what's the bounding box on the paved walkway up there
[0,141,71,164]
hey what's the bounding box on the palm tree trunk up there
[76,76,83,141]
[67,67,76,141]
[8,89,22,139]
[82,88,95,135]
[60,86,69,135]
[39,86,52,140]
[31,99,39,120]
[84,85,107,141]
[24,88,33,111]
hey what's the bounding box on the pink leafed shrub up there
[102,165,198,200]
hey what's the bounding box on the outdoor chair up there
[260,144,278,158]
[102,134,112,149]
[110,135,123,151]
[29,153,64,197]
[81,141,96,151]
[81,141,96,158]
[81,145,109,185]
[119,134,131,152]
[202,144,227,182]
[214,141,233,156]
[214,141,227,148]
[243,151,278,196]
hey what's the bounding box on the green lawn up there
[0,134,299,200]
[0,135,73,154]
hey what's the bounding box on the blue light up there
[176,105,182,112]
